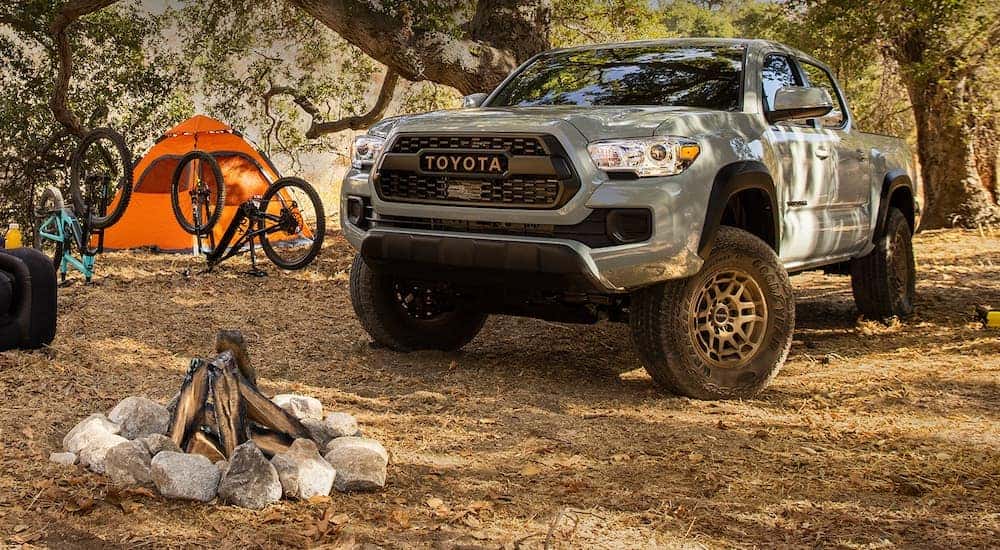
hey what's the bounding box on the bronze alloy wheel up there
[688,269,768,368]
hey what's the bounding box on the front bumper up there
[342,171,707,293]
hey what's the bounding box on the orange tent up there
[102,115,288,251]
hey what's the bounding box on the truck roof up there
[543,38,822,67]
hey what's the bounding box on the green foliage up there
[167,0,380,169]
[0,0,186,235]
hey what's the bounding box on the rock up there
[151,452,220,502]
[49,452,77,466]
[63,413,120,454]
[272,439,336,499]
[140,433,181,456]
[105,440,152,487]
[108,397,170,439]
[323,437,388,492]
[302,413,360,447]
[218,442,282,509]
[215,460,228,473]
[271,394,323,420]
[78,431,129,474]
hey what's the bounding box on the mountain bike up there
[169,151,325,275]
[34,128,133,282]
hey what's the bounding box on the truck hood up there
[370,106,714,142]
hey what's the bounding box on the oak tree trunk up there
[903,71,1000,228]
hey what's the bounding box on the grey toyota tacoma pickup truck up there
[340,38,918,400]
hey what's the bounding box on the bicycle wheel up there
[258,177,325,270]
[69,128,134,229]
[33,186,66,270]
[170,151,226,236]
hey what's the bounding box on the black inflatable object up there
[0,247,57,350]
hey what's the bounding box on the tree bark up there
[284,0,550,94]
[901,71,1000,228]
[49,0,120,137]
[265,69,400,139]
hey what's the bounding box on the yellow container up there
[4,223,22,248]
[987,311,1000,328]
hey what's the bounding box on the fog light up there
[605,209,652,244]
[347,196,367,227]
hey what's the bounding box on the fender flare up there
[697,161,780,258]
[873,169,915,241]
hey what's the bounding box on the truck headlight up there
[587,137,700,177]
[351,135,385,169]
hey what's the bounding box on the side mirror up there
[768,86,834,123]
[461,93,488,108]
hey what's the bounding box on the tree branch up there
[264,69,400,139]
[48,0,120,137]
[284,0,547,94]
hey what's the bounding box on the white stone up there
[139,434,181,456]
[108,397,170,439]
[271,394,323,420]
[303,412,360,448]
[78,431,129,474]
[323,437,388,492]
[63,413,120,454]
[272,439,336,499]
[105,440,152,487]
[218,442,282,509]
[151,452,220,502]
[49,452,77,466]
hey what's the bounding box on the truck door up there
[797,61,871,258]
[759,53,840,265]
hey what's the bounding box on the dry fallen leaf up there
[519,464,541,477]
[426,497,445,509]
[390,508,411,529]
[688,453,705,463]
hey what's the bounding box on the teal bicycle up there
[34,128,133,283]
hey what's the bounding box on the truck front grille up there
[379,172,562,208]
[374,133,579,209]
[390,135,547,156]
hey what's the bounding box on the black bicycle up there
[169,152,325,274]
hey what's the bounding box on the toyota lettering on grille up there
[419,151,508,176]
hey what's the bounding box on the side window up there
[799,62,847,128]
[761,54,800,112]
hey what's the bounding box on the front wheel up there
[630,227,795,400]
[170,151,225,236]
[850,208,915,319]
[349,254,487,352]
[259,177,325,270]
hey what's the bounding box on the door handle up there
[814,145,831,159]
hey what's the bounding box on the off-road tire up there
[350,254,487,352]
[170,151,226,236]
[630,227,795,400]
[850,208,915,319]
[69,127,134,229]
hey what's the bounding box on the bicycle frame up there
[36,208,99,282]
[204,199,291,276]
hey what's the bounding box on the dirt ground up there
[0,228,998,549]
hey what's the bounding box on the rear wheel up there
[259,177,325,270]
[69,128,133,229]
[170,151,225,236]
[33,186,66,271]
[850,208,916,319]
[630,227,795,400]
[349,254,487,352]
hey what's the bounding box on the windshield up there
[487,44,745,111]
